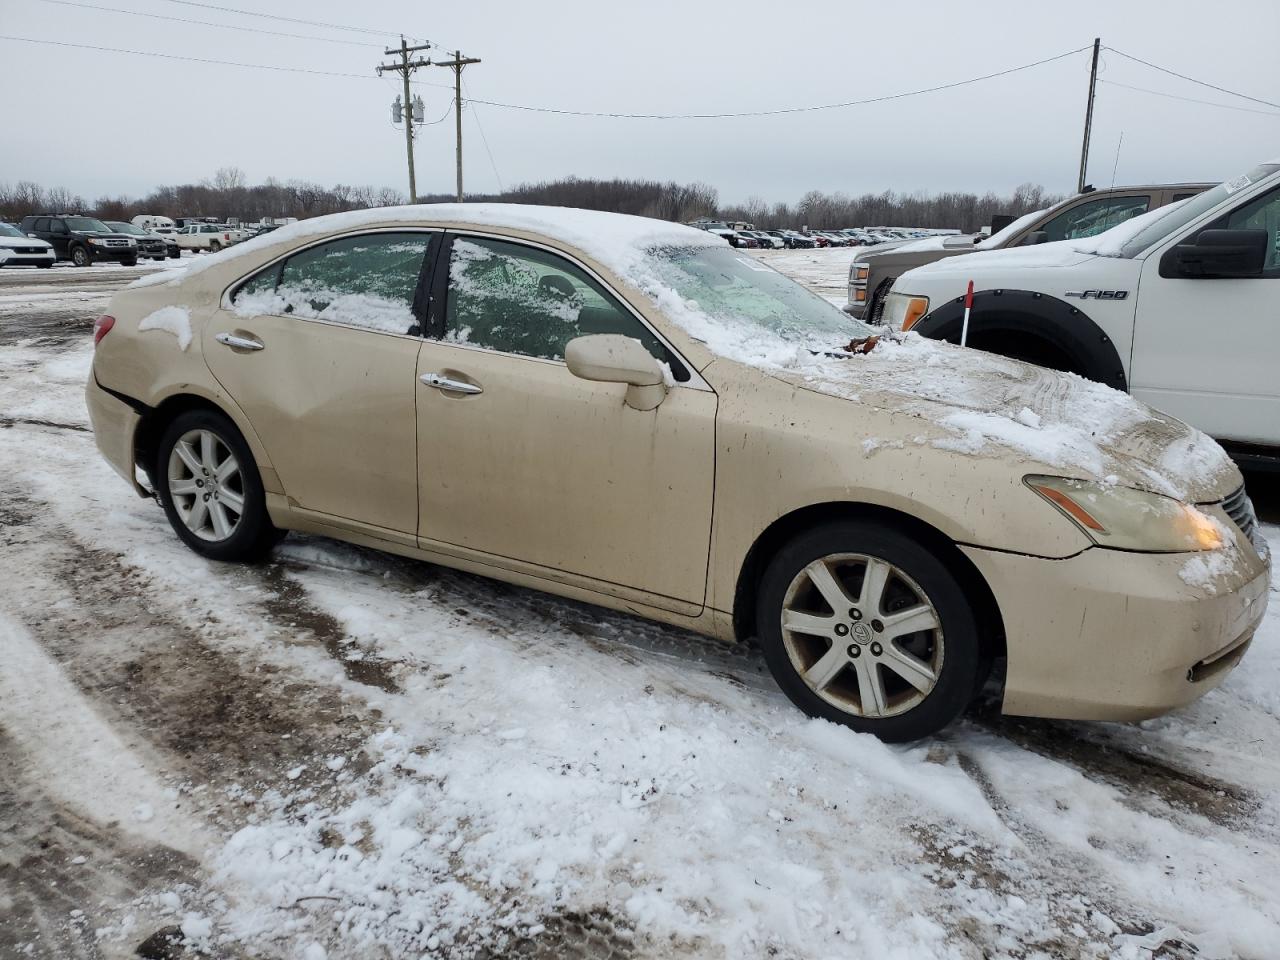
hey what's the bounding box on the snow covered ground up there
[2,261,1279,960]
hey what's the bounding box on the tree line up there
[0,167,1058,233]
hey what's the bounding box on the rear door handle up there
[215,332,265,351]
[420,372,482,395]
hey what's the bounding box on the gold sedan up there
[86,206,1270,741]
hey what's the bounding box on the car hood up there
[0,236,50,249]
[769,333,1238,504]
[905,240,1097,278]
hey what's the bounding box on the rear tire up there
[155,408,280,562]
[209,240,222,252]
[755,520,982,742]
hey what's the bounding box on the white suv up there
[882,160,1280,459]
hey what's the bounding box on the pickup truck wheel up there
[756,520,982,742]
[209,240,222,252]
[71,245,91,267]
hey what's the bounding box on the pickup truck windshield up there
[1120,163,1280,257]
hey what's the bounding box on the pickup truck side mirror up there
[1161,228,1267,279]
[1024,230,1049,246]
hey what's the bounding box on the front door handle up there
[215,332,265,351]
[420,372,483,395]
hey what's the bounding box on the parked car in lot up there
[175,223,239,252]
[778,230,816,248]
[149,226,184,257]
[742,230,784,249]
[132,214,176,232]
[105,221,169,261]
[86,205,1268,741]
[883,161,1280,464]
[849,182,1212,321]
[19,215,138,267]
[0,222,55,268]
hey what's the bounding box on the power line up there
[464,76,504,192]
[1103,45,1280,111]
[442,46,1093,119]
[158,0,419,41]
[0,34,379,78]
[31,0,382,48]
[1098,78,1280,118]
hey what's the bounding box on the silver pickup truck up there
[846,182,1211,322]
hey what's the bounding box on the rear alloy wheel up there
[756,521,982,741]
[156,409,280,561]
[209,240,222,252]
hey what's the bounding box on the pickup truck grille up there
[1222,485,1263,553]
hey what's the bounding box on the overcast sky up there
[3,0,1278,206]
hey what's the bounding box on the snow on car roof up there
[128,203,722,293]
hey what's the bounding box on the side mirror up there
[27,233,39,239]
[565,334,668,411]
[1024,230,1049,246]
[1162,228,1267,278]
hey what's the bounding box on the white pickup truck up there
[174,223,244,252]
[882,159,1280,462]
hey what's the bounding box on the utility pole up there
[1077,37,1101,194]
[435,50,482,202]
[377,37,432,203]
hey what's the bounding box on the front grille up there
[1222,485,1262,552]
[867,276,896,325]
[104,238,129,247]
[14,246,44,254]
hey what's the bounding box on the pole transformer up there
[377,38,432,203]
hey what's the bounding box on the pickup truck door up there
[1129,184,1280,444]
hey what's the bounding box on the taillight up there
[224,233,230,241]
[93,314,115,346]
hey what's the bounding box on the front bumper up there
[86,374,148,496]
[0,250,55,267]
[964,539,1270,722]
[87,245,137,262]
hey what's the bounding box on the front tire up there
[756,520,982,742]
[71,245,91,267]
[155,409,280,562]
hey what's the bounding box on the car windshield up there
[0,223,24,238]
[1119,163,1280,257]
[66,217,112,233]
[647,245,873,347]
[107,222,145,235]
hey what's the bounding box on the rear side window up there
[1033,195,1151,243]
[232,231,435,336]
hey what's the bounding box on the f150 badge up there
[1064,289,1129,300]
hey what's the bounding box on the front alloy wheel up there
[757,520,982,741]
[781,554,943,719]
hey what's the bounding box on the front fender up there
[913,289,1128,391]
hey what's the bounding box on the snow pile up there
[137,305,193,350]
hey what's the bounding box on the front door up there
[203,229,437,536]
[1130,184,1280,443]
[415,233,717,610]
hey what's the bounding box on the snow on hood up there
[908,238,1096,277]
[128,203,722,290]
[0,236,50,250]
[773,334,1237,503]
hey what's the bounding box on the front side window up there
[1222,187,1280,277]
[232,231,434,336]
[444,236,683,375]
[1033,195,1150,243]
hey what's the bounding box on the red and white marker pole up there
[960,280,975,347]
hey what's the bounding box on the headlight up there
[1025,475,1224,552]
[882,291,929,330]
[87,237,102,245]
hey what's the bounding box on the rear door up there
[203,230,437,537]
[1130,183,1280,443]
[414,233,717,611]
